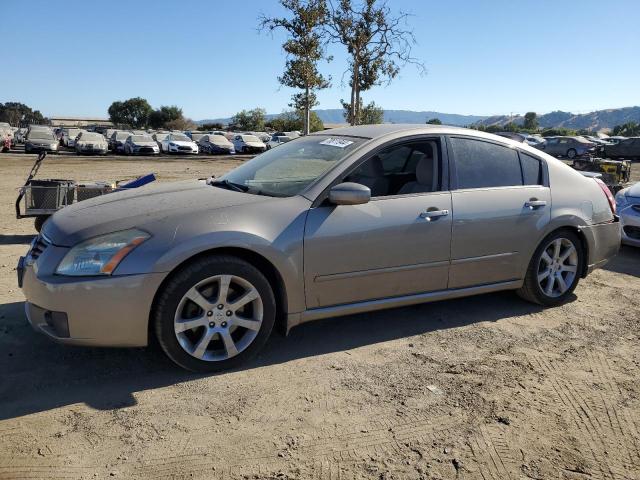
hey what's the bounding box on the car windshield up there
[68,129,81,136]
[81,133,102,141]
[242,135,260,142]
[171,134,190,141]
[29,132,54,141]
[131,135,152,142]
[210,135,228,144]
[221,135,364,197]
[116,132,130,140]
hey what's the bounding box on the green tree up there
[149,105,184,129]
[328,0,424,125]
[267,110,324,132]
[198,122,224,131]
[0,102,47,126]
[426,118,441,125]
[108,97,153,128]
[341,98,383,124]
[260,0,331,135]
[231,108,267,131]
[523,111,538,130]
[612,122,640,136]
[541,127,578,137]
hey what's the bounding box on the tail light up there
[594,178,616,214]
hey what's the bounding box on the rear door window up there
[450,137,523,189]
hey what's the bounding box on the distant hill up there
[198,106,640,131]
[474,107,640,131]
[198,109,487,127]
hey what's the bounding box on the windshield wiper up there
[210,179,249,193]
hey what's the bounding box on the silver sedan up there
[19,125,620,371]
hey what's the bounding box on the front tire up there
[567,148,577,159]
[517,230,583,306]
[154,255,276,372]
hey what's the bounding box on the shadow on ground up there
[602,245,640,276]
[0,289,543,421]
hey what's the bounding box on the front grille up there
[623,226,640,240]
[138,147,154,153]
[29,234,51,261]
[177,146,192,151]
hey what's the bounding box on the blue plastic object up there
[118,173,156,189]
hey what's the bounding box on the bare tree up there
[327,0,425,125]
[260,0,331,135]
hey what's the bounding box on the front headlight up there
[56,229,150,276]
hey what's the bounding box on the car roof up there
[309,123,483,140]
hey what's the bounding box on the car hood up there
[43,180,267,247]
[168,140,196,147]
[244,141,265,148]
[132,141,157,147]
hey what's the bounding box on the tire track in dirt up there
[133,411,462,478]
[528,351,640,480]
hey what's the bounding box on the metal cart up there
[16,152,155,232]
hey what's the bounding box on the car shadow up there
[0,291,544,421]
[601,245,640,276]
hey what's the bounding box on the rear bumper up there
[21,264,165,347]
[582,218,621,274]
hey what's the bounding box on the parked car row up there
[495,131,640,161]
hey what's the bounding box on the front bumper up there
[620,206,640,247]
[132,147,159,155]
[77,147,108,154]
[168,145,198,154]
[21,259,165,347]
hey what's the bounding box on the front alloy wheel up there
[174,274,263,361]
[154,255,276,372]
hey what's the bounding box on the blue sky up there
[2,0,638,120]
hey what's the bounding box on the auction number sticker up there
[319,138,354,148]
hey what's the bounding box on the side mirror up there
[328,182,371,206]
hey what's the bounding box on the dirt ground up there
[0,152,639,480]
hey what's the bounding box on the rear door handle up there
[524,200,547,209]
[420,209,449,221]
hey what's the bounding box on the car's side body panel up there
[449,185,552,288]
[303,191,452,308]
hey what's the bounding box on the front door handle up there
[420,209,449,221]
[524,200,547,209]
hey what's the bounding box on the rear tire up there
[567,148,577,159]
[153,255,276,372]
[517,230,584,306]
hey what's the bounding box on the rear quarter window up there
[520,153,543,185]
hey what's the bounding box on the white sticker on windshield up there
[319,138,354,148]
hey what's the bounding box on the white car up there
[75,132,108,155]
[123,135,160,155]
[267,135,292,149]
[161,133,199,154]
[232,134,267,154]
[616,182,640,247]
[62,128,85,148]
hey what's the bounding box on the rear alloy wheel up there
[154,255,276,372]
[517,231,583,306]
[567,148,577,159]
